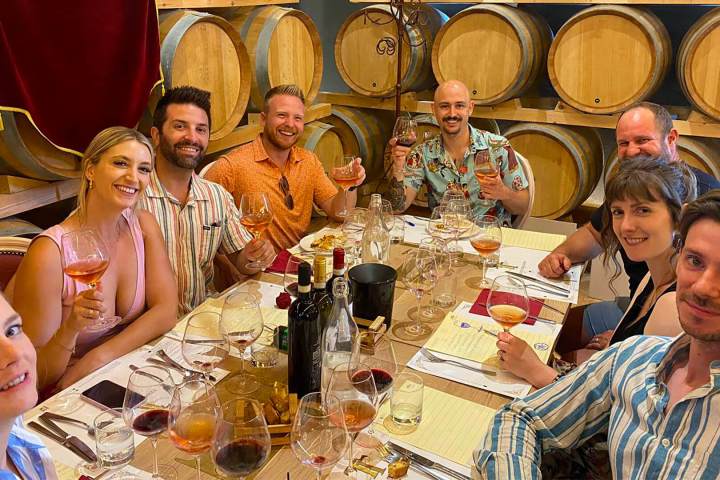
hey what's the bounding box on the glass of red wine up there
[239,192,273,269]
[212,398,271,479]
[221,292,264,394]
[291,392,349,480]
[169,379,221,480]
[123,365,176,480]
[182,311,230,382]
[61,229,118,331]
[393,115,418,148]
[327,363,378,477]
[332,155,361,218]
[468,214,503,289]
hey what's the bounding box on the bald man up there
[386,80,530,225]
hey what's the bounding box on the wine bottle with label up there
[312,255,333,331]
[288,261,321,397]
[320,277,359,394]
[326,247,350,302]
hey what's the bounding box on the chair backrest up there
[198,160,217,178]
[0,237,31,291]
[512,151,536,228]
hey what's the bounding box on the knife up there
[506,271,571,294]
[388,442,471,480]
[29,420,96,463]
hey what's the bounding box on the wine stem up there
[415,293,422,332]
[151,436,159,476]
[194,456,201,480]
[481,256,487,286]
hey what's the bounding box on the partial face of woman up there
[0,296,37,417]
[610,194,674,262]
[86,140,153,210]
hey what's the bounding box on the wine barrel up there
[432,5,552,105]
[323,107,391,182]
[0,218,41,238]
[335,5,448,97]
[159,10,251,141]
[604,137,720,184]
[297,122,344,177]
[548,6,671,114]
[0,111,81,180]
[677,8,720,121]
[226,6,323,110]
[504,123,603,219]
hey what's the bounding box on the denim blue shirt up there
[403,124,528,225]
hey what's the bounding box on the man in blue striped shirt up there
[475,190,720,479]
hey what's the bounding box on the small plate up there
[426,219,479,239]
[299,230,345,254]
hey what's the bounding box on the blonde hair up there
[77,127,154,221]
[263,84,306,112]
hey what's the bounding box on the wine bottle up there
[312,255,333,331]
[326,247,350,302]
[361,194,390,264]
[320,277,359,394]
[288,261,321,397]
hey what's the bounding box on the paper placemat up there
[500,228,566,251]
[373,386,495,467]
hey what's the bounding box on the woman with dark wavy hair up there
[498,155,696,388]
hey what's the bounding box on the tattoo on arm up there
[388,178,406,211]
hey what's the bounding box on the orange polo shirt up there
[205,135,338,251]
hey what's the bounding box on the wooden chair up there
[512,151,536,229]
[0,237,31,291]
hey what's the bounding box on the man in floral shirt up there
[387,80,529,226]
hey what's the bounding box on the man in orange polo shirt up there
[206,84,366,251]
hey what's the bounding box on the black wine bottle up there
[288,261,321,397]
[312,255,333,331]
[326,247,350,302]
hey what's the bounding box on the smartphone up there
[81,380,142,410]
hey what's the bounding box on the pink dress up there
[36,209,146,358]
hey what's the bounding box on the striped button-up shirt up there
[5,417,57,480]
[139,170,252,315]
[475,334,720,479]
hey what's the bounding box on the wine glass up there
[182,312,230,382]
[290,392,349,480]
[446,198,472,266]
[239,192,273,269]
[169,379,221,480]
[327,363,378,478]
[474,149,500,208]
[440,188,465,207]
[61,229,115,330]
[341,208,367,268]
[332,155,361,218]
[212,398,271,479]
[418,238,451,321]
[398,250,437,337]
[354,335,398,441]
[123,366,176,480]
[468,215,503,289]
[393,114,418,148]
[486,275,529,333]
[221,292,264,394]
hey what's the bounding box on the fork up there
[420,349,497,376]
[376,444,442,480]
[40,412,97,437]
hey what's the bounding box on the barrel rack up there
[351,0,720,3]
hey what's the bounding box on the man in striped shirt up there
[138,86,275,314]
[475,190,720,479]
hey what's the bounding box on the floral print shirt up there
[403,125,528,226]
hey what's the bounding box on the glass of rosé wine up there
[332,155,362,218]
[468,215,502,289]
[239,192,273,269]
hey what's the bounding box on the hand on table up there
[496,332,558,388]
[538,252,572,279]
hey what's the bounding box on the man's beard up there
[159,135,204,170]
[678,291,720,341]
[440,115,463,137]
[265,127,299,150]
[623,142,672,162]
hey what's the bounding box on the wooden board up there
[158,0,296,7]
[0,179,79,219]
[0,176,48,194]
[351,0,720,4]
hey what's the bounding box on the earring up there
[88,179,93,190]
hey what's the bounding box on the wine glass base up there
[420,305,445,321]
[245,261,266,270]
[353,431,381,448]
[465,276,492,290]
[391,321,433,341]
[44,392,84,415]
[152,464,178,480]
[223,373,260,395]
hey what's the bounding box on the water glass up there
[95,409,135,469]
[391,372,424,432]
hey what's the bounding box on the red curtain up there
[0,1,161,153]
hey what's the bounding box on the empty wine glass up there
[182,312,230,382]
[327,363,378,478]
[440,188,466,207]
[169,379,221,480]
[239,192,273,269]
[468,215,503,289]
[61,229,116,330]
[212,398,271,479]
[418,238,451,320]
[341,208,367,267]
[123,366,176,480]
[291,392,349,480]
[332,155,361,218]
[473,149,500,208]
[398,250,437,337]
[221,292,264,394]
[393,115,418,148]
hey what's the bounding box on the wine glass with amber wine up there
[332,155,361,218]
[486,275,529,368]
[239,192,273,269]
[169,379,221,480]
[468,215,502,289]
[473,150,500,208]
